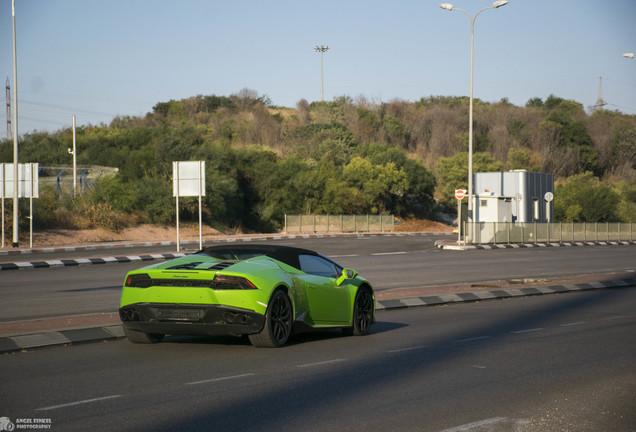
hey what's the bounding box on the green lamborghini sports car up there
[119,244,375,347]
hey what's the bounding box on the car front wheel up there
[249,290,292,348]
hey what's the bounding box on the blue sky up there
[1,0,635,135]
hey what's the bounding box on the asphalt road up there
[0,234,447,263]
[1,236,635,321]
[1,288,634,431]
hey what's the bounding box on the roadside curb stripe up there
[436,240,636,250]
[0,325,125,354]
[0,253,187,271]
[375,278,636,310]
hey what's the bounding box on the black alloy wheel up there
[347,288,374,336]
[249,290,292,347]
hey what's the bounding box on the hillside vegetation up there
[1,90,635,235]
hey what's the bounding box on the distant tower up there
[593,76,607,111]
[5,77,11,139]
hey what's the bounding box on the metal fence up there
[284,214,394,234]
[465,222,635,244]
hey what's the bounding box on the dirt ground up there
[15,219,451,248]
[393,218,452,233]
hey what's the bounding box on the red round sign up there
[455,189,466,200]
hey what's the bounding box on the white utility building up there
[472,170,554,223]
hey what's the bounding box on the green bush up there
[554,172,620,222]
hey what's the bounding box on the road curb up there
[435,239,636,250]
[2,277,634,354]
[0,325,124,354]
[375,277,636,310]
[0,253,188,271]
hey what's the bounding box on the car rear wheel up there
[344,287,374,336]
[123,326,164,344]
[249,290,292,348]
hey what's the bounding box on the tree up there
[507,147,540,172]
[613,120,636,170]
[435,152,504,209]
[353,142,436,216]
[554,172,619,222]
[507,118,528,147]
[342,157,409,214]
[538,95,598,175]
[612,181,636,223]
[525,97,543,108]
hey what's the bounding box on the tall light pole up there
[11,0,19,247]
[314,45,330,102]
[439,1,507,243]
[68,115,77,196]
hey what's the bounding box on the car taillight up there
[125,273,153,288]
[212,274,257,290]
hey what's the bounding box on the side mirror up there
[336,268,358,286]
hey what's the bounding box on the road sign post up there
[544,192,554,223]
[173,161,206,251]
[1,162,38,248]
[455,189,466,244]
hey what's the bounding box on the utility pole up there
[72,115,77,195]
[5,78,10,140]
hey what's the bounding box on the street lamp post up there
[314,45,330,102]
[11,0,19,247]
[439,1,507,243]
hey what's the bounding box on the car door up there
[298,254,350,323]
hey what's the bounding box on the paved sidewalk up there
[1,271,634,354]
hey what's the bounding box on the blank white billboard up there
[1,163,39,198]
[173,161,205,197]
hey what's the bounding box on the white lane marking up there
[187,373,255,385]
[437,417,507,432]
[387,345,428,353]
[329,254,359,258]
[297,359,345,368]
[471,365,486,369]
[36,395,123,411]
[511,328,544,334]
[561,321,586,327]
[602,315,628,320]
[371,251,406,256]
[454,336,490,343]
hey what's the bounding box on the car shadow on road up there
[157,321,407,347]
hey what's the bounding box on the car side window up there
[299,254,339,278]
